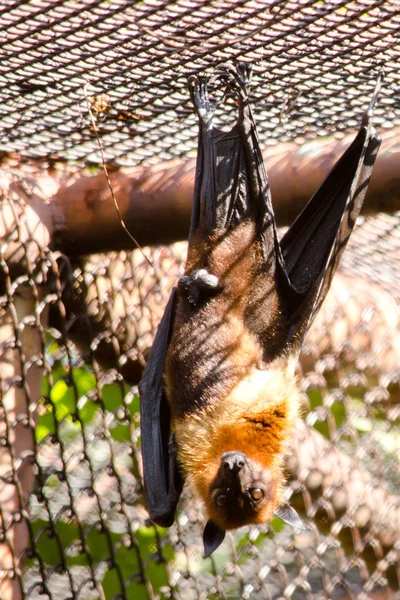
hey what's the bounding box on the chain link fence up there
[1,0,400,165]
[0,1,400,599]
[1,165,399,599]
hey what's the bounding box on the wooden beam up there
[52,128,400,255]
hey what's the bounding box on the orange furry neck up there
[172,357,301,504]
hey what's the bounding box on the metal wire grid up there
[0,0,400,167]
[341,213,400,298]
[0,1,400,598]
[0,178,399,598]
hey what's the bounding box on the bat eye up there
[215,493,228,507]
[249,488,264,503]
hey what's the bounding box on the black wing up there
[138,288,183,527]
[279,97,381,350]
[188,64,279,246]
[187,64,284,357]
[188,63,381,360]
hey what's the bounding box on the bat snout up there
[222,451,246,473]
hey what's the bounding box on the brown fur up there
[164,221,302,530]
[165,221,283,417]
[172,359,300,529]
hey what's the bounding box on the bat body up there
[165,223,300,536]
[139,64,381,556]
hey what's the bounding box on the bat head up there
[208,451,279,529]
[202,451,304,557]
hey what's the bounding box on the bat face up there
[206,451,280,530]
[139,62,381,557]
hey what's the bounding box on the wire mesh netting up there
[1,164,399,599]
[0,1,400,599]
[1,0,400,166]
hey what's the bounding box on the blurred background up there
[0,1,399,599]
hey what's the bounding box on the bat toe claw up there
[188,74,215,124]
[216,61,252,101]
[178,268,220,305]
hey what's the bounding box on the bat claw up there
[179,268,220,305]
[215,61,252,102]
[188,62,253,129]
[362,69,383,126]
[188,74,215,125]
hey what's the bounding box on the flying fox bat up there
[139,63,381,557]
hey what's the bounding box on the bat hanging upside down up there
[139,63,381,557]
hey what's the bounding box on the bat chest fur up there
[165,293,262,418]
[165,220,280,419]
[170,360,301,503]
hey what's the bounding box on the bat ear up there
[203,520,226,558]
[274,503,306,530]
